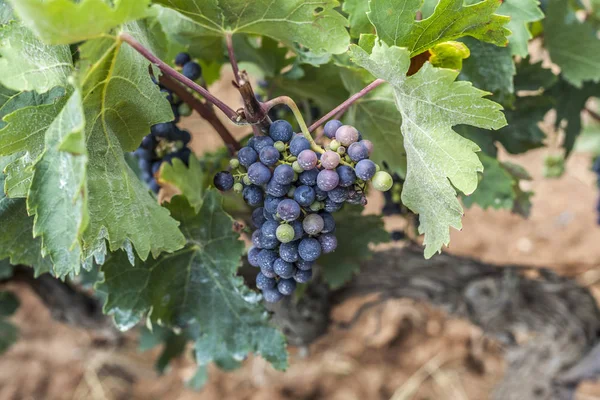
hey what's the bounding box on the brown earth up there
[1,70,600,400]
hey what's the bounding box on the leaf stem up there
[226,34,240,85]
[308,79,386,133]
[158,74,241,153]
[263,96,323,154]
[119,32,240,123]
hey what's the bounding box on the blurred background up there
[1,69,600,400]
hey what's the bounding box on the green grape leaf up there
[496,0,544,57]
[8,0,151,44]
[545,0,600,87]
[343,0,374,38]
[78,21,185,261]
[368,0,510,56]
[0,22,73,92]
[320,206,389,288]
[548,78,600,156]
[495,95,553,154]
[463,153,519,211]
[514,57,557,92]
[339,68,407,177]
[459,37,515,106]
[0,156,52,275]
[233,35,291,79]
[349,41,506,258]
[27,88,88,278]
[100,191,287,374]
[271,63,350,113]
[0,86,66,130]
[158,156,205,212]
[153,0,349,56]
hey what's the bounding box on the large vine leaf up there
[78,21,185,262]
[320,206,389,288]
[153,0,349,56]
[27,89,88,278]
[350,41,506,258]
[459,37,515,106]
[0,156,51,275]
[368,0,510,57]
[545,0,600,88]
[0,22,73,92]
[342,0,374,38]
[7,0,151,44]
[496,0,544,57]
[339,68,407,177]
[158,156,205,212]
[100,191,288,376]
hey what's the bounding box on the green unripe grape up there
[293,172,299,182]
[292,161,304,173]
[274,141,286,152]
[392,192,401,203]
[309,201,323,212]
[171,94,181,104]
[287,186,296,197]
[372,171,393,191]
[229,159,240,169]
[288,156,297,162]
[178,103,193,117]
[337,146,346,155]
[329,140,340,151]
[233,182,243,193]
[276,224,295,243]
[375,163,381,172]
[242,175,252,186]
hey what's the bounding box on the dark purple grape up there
[261,234,279,249]
[140,135,156,150]
[258,249,278,275]
[256,272,276,290]
[319,233,338,253]
[324,198,343,212]
[274,259,296,279]
[152,122,176,138]
[347,142,369,162]
[299,169,318,186]
[248,246,261,267]
[242,185,263,207]
[314,187,328,201]
[294,185,316,207]
[261,220,279,240]
[297,149,318,170]
[182,61,202,81]
[293,269,313,283]
[248,162,272,185]
[253,136,275,153]
[151,162,162,175]
[259,146,280,166]
[291,220,304,241]
[263,288,284,303]
[266,181,290,197]
[175,52,191,67]
[317,169,340,191]
[213,171,234,191]
[238,146,258,167]
[279,241,299,262]
[277,278,297,295]
[320,212,336,233]
[273,164,295,185]
[298,238,321,261]
[361,139,373,155]
[252,208,267,229]
[328,186,348,203]
[252,230,263,248]
[290,135,311,156]
[324,119,343,139]
[296,260,313,271]
[264,195,282,214]
[337,165,356,187]
[269,120,294,142]
[355,159,377,180]
[277,199,301,221]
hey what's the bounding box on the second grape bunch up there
[214,120,393,302]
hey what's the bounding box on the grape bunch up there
[214,119,393,302]
[134,52,202,193]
